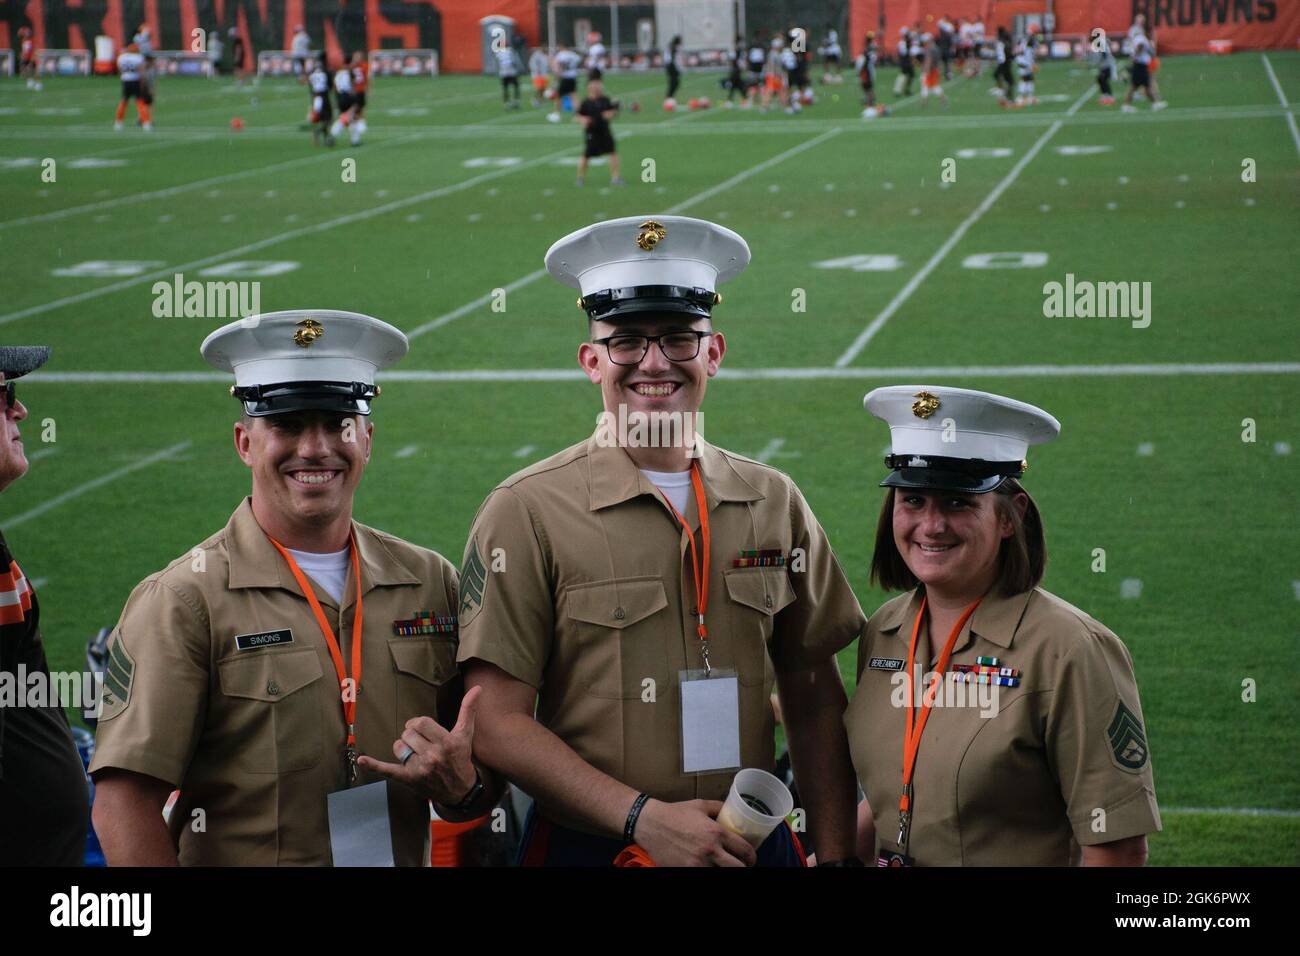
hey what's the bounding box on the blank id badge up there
[679,669,741,775]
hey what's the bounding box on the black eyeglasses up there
[1,382,14,411]
[592,330,711,366]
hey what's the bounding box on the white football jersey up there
[586,42,606,70]
[1132,35,1153,64]
[334,68,354,94]
[309,68,329,94]
[556,49,581,78]
[528,49,549,77]
[494,47,519,76]
[118,51,144,82]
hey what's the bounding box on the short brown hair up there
[869,479,1047,595]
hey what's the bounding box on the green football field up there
[2,52,1298,865]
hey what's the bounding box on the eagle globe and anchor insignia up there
[636,219,668,251]
[293,318,325,348]
[911,390,941,419]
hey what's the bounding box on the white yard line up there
[27,446,61,461]
[835,85,1094,368]
[1261,53,1300,160]
[4,440,191,529]
[0,128,429,231]
[1163,806,1300,818]
[0,142,579,328]
[405,127,843,340]
[29,362,1300,385]
[394,444,420,459]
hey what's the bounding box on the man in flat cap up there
[91,311,498,865]
[459,216,866,866]
[0,346,90,865]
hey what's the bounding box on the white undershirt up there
[285,546,351,604]
[641,468,693,515]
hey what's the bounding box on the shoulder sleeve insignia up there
[458,537,488,627]
[1106,700,1149,771]
[98,631,135,721]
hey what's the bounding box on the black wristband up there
[624,793,650,843]
[446,769,484,813]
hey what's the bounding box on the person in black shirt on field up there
[576,73,624,187]
[0,346,89,866]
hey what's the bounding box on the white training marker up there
[1057,177,1068,186]
[31,578,48,591]
[1137,442,1154,456]
[1177,174,1190,182]
[845,208,857,217]
[487,187,499,197]
[1244,197,1256,206]
[93,215,109,223]
[883,182,894,190]
[1120,578,1143,599]
[543,188,555,197]
[467,213,482,223]
[531,212,545,221]
[394,444,419,459]
[654,186,666,194]
[1039,204,1051,212]
[939,181,951,189]
[1117,176,1129,184]
[285,213,299,223]
[220,213,236,223]
[1293,581,1300,601]
[36,189,48,198]
[513,445,537,458]
[405,213,422,222]
[208,189,222,198]
[1274,441,1292,456]
[716,211,729,219]
[157,214,173,223]
[824,183,836,191]
[1106,201,1118,210]
[1174,200,1185,209]
[320,189,333,198]
[263,190,277,198]
[599,187,610,195]
[782,210,793,219]
[910,207,921,216]
[767,184,781,193]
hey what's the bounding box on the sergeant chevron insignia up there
[1107,700,1149,771]
[99,632,135,720]
[458,537,488,627]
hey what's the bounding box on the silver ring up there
[399,745,416,766]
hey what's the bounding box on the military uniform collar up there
[881,585,1032,652]
[585,430,764,513]
[225,498,421,603]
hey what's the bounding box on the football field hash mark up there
[1120,579,1143,599]
[513,445,537,458]
[394,445,419,459]
[1137,443,1155,456]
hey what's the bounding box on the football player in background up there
[529,47,551,107]
[548,42,581,123]
[307,57,334,147]
[894,27,915,97]
[114,43,153,131]
[760,34,789,113]
[1014,33,1039,107]
[992,26,1014,105]
[494,39,523,109]
[18,26,40,91]
[349,52,369,137]
[820,26,842,84]
[919,33,948,108]
[329,58,365,146]
[857,33,888,118]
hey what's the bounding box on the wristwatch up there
[445,769,484,813]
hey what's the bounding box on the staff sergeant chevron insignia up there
[1107,700,1149,771]
[99,632,135,720]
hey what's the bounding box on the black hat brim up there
[881,468,1007,494]
[0,346,51,379]
[236,382,374,417]
[589,298,712,323]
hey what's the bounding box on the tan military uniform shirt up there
[456,432,865,832]
[845,586,1161,865]
[89,498,462,866]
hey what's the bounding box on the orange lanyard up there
[660,463,712,673]
[268,533,364,780]
[896,593,982,854]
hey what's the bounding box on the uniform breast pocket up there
[388,637,458,736]
[722,567,796,687]
[217,648,325,774]
[563,576,669,700]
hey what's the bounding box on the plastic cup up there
[716,768,794,848]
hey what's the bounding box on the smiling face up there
[234,409,372,545]
[892,488,1024,599]
[578,313,725,421]
[0,374,30,493]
